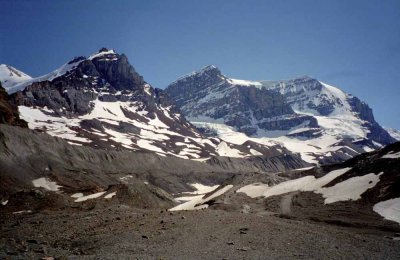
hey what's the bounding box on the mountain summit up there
[0,64,32,92]
[165,66,395,164]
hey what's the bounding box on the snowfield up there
[237,168,383,204]
[373,198,400,224]
[170,185,233,211]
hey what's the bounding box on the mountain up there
[165,66,395,164]
[385,127,400,141]
[1,48,307,166]
[0,64,32,92]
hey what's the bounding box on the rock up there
[239,228,249,234]
[0,82,28,127]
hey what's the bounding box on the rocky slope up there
[171,141,400,229]
[1,139,399,259]
[2,49,304,161]
[0,123,308,212]
[166,66,395,164]
[0,82,27,127]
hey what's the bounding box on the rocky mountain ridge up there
[1,49,302,162]
[165,66,395,164]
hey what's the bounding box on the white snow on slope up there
[13,210,32,214]
[236,183,270,198]
[104,192,117,199]
[71,193,84,198]
[227,78,262,87]
[32,177,62,191]
[192,121,352,164]
[317,172,382,204]
[384,127,400,141]
[185,183,220,195]
[381,151,400,159]
[216,141,245,158]
[0,64,32,91]
[9,59,85,94]
[373,198,400,224]
[238,168,383,204]
[74,191,107,202]
[170,185,233,211]
[175,183,220,202]
[89,49,116,60]
[18,100,258,159]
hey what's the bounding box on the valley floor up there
[1,206,399,259]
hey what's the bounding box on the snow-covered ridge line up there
[88,49,116,60]
[170,65,220,84]
[0,64,32,91]
[6,48,117,94]
[8,58,86,94]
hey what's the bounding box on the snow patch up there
[170,185,233,211]
[71,193,84,198]
[32,177,62,191]
[317,172,383,204]
[104,192,117,199]
[373,198,400,224]
[216,141,245,158]
[74,191,107,202]
[381,151,400,159]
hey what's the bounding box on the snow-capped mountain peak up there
[0,64,32,91]
[165,66,395,164]
[88,47,116,60]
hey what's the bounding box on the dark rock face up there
[0,82,27,127]
[166,67,316,135]
[347,96,394,145]
[167,65,226,108]
[269,77,341,116]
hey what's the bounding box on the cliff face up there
[0,81,27,127]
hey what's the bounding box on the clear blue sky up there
[1,0,399,129]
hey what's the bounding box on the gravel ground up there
[1,205,399,259]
